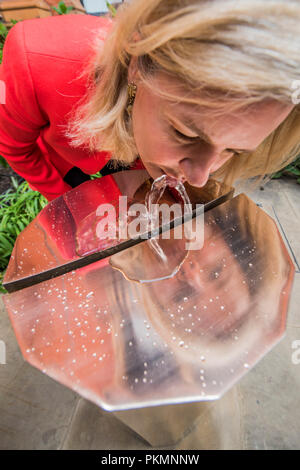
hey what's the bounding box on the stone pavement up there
[0,177,299,450]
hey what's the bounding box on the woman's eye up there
[225,149,245,157]
[209,264,224,281]
[173,128,199,143]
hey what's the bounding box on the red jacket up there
[0,14,143,201]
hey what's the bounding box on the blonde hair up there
[67,0,300,185]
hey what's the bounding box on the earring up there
[126,82,137,115]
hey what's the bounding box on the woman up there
[0,0,300,202]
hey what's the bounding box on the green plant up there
[0,19,18,63]
[0,271,6,294]
[0,178,48,293]
[52,1,74,15]
[90,171,102,180]
[0,23,8,63]
[0,155,9,169]
[271,155,300,184]
[106,1,117,17]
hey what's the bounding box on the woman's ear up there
[128,56,139,83]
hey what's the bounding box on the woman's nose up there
[179,151,221,187]
[177,259,204,291]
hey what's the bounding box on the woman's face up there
[131,72,294,187]
[145,222,251,341]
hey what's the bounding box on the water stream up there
[145,175,192,263]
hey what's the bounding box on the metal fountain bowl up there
[2,170,294,411]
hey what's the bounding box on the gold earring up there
[126,82,137,115]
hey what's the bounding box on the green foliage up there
[0,155,9,169]
[0,179,48,292]
[0,271,6,294]
[0,19,18,63]
[106,1,117,17]
[271,155,300,184]
[0,23,7,36]
[90,171,102,180]
[0,23,8,64]
[52,1,74,15]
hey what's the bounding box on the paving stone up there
[0,296,79,450]
[238,325,300,449]
[286,275,300,327]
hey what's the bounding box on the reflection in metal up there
[3,171,233,292]
[3,170,294,410]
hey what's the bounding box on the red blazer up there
[0,14,143,201]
